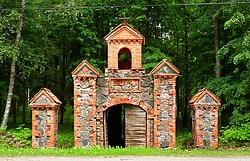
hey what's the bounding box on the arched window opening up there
[118,48,131,69]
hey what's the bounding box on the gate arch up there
[97,97,153,147]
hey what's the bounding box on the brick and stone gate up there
[29,22,221,149]
[72,22,179,148]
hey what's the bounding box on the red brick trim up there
[97,97,154,147]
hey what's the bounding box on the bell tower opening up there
[118,48,131,69]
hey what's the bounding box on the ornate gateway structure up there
[72,22,179,148]
[30,22,221,149]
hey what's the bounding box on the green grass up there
[1,119,249,157]
[0,146,249,156]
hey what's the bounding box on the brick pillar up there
[189,88,221,148]
[73,76,97,147]
[153,75,177,148]
[29,88,61,148]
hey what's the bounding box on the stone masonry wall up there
[31,107,58,148]
[153,75,177,148]
[73,65,178,148]
[96,69,154,147]
[73,76,97,147]
[192,106,219,147]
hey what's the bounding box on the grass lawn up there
[0,146,249,157]
[1,120,249,157]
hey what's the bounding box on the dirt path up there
[0,156,250,161]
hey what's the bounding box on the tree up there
[1,0,26,128]
[213,0,221,78]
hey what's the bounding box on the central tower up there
[104,22,145,70]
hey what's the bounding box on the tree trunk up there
[182,2,190,128]
[213,2,221,78]
[22,89,26,124]
[60,41,66,124]
[1,0,26,128]
[213,1,221,130]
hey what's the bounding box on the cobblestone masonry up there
[72,22,180,148]
[189,88,221,148]
[30,22,221,149]
[72,61,99,147]
[29,88,61,148]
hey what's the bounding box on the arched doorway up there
[104,104,147,147]
[118,48,131,69]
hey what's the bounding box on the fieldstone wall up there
[73,76,97,147]
[191,106,219,147]
[72,59,179,148]
[29,88,61,148]
[153,75,177,148]
[31,108,59,147]
[189,89,221,148]
[96,69,154,147]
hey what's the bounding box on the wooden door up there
[125,105,146,147]
[104,111,108,147]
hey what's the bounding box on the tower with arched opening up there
[72,22,179,148]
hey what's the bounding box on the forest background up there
[0,0,249,148]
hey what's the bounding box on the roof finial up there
[118,12,130,22]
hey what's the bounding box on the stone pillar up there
[72,60,99,147]
[153,75,178,148]
[189,88,221,148]
[29,88,61,148]
[73,76,97,147]
[149,59,179,148]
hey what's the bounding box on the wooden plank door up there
[104,111,108,147]
[125,105,146,147]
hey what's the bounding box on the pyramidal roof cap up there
[29,88,62,106]
[149,59,180,75]
[104,22,145,44]
[72,60,100,76]
[189,88,221,105]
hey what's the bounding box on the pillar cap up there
[29,88,62,107]
[149,59,179,75]
[189,88,221,106]
[72,60,100,77]
[104,22,145,45]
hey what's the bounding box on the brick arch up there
[97,97,153,147]
[97,97,153,115]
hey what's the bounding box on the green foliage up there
[142,46,171,72]
[58,131,74,148]
[119,53,131,61]
[0,10,20,61]
[0,124,31,148]
[224,12,246,30]
[58,121,74,148]
[220,123,250,146]
[176,129,193,149]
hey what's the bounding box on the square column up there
[189,88,221,148]
[29,88,61,148]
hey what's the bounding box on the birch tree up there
[1,0,27,128]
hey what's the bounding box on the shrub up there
[220,123,250,146]
[0,124,31,148]
[176,128,193,149]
